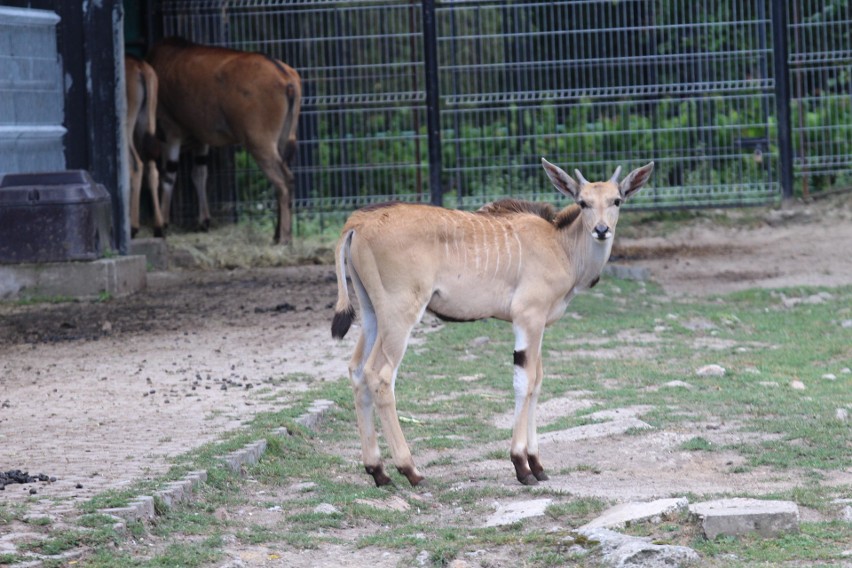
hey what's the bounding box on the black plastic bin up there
[0,170,114,264]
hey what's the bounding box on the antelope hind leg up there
[365,337,424,487]
[349,332,392,486]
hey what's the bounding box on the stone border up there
[95,400,337,526]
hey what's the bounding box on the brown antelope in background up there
[147,38,302,243]
[124,55,165,238]
[331,158,654,487]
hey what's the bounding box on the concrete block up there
[689,498,799,539]
[485,498,553,527]
[0,255,146,300]
[129,238,169,271]
[295,399,336,430]
[581,497,689,530]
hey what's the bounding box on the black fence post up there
[422,0,442,206]
[771,0,794,201]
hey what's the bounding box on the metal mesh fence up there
[153,0,850,234]
[788,0,852,196]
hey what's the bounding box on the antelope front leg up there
[526,357,548,481]
[510,324,544,485]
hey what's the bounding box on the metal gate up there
[156,0,851,232]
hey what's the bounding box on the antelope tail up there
[140,65,161,161]
[331,229,355,339]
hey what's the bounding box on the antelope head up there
[541,159,654,241]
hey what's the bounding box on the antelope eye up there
[614,198,622,207]
[578,200,589,209]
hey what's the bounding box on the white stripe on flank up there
[512,229,523,277]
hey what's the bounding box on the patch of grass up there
[695,521,852,565]
[680,436,715,452]
[546,497,609,526]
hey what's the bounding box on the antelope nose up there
[594,224,610,239]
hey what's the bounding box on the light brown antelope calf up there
[124,55,165,237]
[331,158,654,487]
[147,38,302,243]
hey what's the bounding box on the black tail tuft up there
[331,305,355,339]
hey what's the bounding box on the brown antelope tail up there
[331,230,355,339]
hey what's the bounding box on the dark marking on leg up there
[396,465,424,487]
[511,453,537,486]
[153,226,165,239]
[513,349,527,368]
[589,276,600,289]
[365,465,393,487]
[165,160,179,173]
[528,454,549,482]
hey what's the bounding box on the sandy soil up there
[0,192,850,558]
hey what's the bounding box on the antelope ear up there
[541,158,580,199]
[619,162,654,199]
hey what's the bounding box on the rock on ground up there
[689,498,799,539]
[576,527,699,567]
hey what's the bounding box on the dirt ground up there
[1,192,851,560]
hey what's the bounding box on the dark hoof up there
[131,227,139,238]
[519,473,539,486]
[534,471,549,482]
[366,465,393,487]
[153,227,166,239]
[397,466,424,487]
[197,219,210,232]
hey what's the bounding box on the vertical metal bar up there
[422,0,442,206]
[771,0,794,200]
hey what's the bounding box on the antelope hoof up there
[131,227,139,238]
[519,473,539,486]
[528,455,549,481]
[366,465,393,487]
[397,466,425,487]
[153,227,166,239]
[198,219,210,233]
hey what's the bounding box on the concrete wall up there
[0,6,66,175]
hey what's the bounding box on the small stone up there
[821,374,837,381]
[841,368,851,374]
[663,380,693,390]
[469,336,490,347]
[696,364,726,377]
[836,408,849,422]
[841,320,852,329]
[313,503,339,515]
[790,380,806,390]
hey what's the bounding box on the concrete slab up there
[484,498,552,527]
[129,237,169,270]
[581,497,689,530]
[0,255,146,300]
[689,498,799,539]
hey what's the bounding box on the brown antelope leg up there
[128,146,143,238]
[527,358,548,481]
[159,140,182,227]
[191,145,211,231]
[145,159,165,237]
[510,323,544,486]
[251,143,292,245]
[349,327,390,486]
[365,335,424,487]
